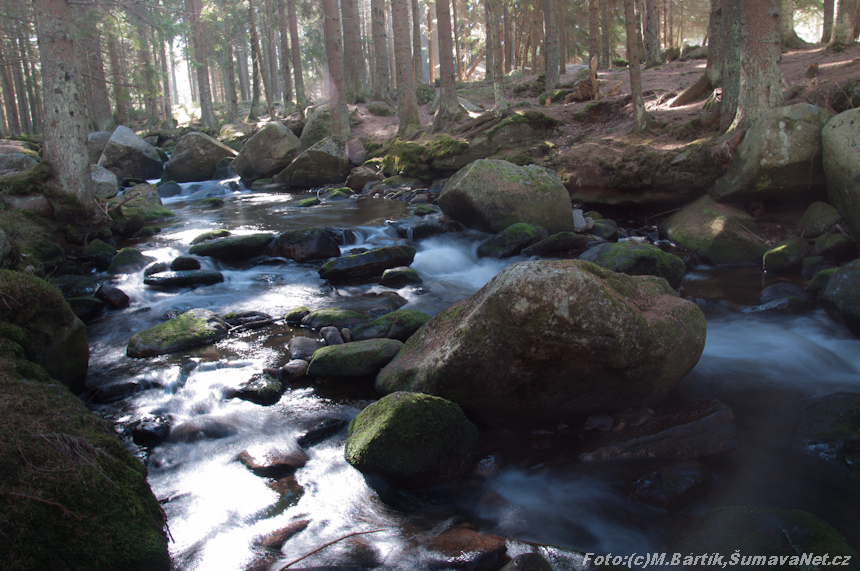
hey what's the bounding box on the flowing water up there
[85,181,860,570]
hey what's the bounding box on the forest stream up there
[84,179,860,571]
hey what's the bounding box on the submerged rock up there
[423,526,509,571]
[630,460,712,509]
[267,227,341,262]
[232,372,285,406]
[188,233,274,261]
[794,392,860,469]
[107,248,155,274]
[127,308,229,358]
[318,245,417,282]
[376,260,706,425]
[822,263,860,336]
[143,270,224,288]
[579,241,686,288]
[477,223,549,258]
[345,391,479,489]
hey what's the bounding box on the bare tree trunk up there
[412,0,423,82]
[829,0,857,50]
[23,30,43,134]
[822,0,835,42]
[388,0,397,88]
[393,0,420,132]
[79,17,113,131]
[323,0,350,135]
[276,0,293,109]
[158,29,176,129]
[343,0,370,101]
[558,4,567,74]
[727,0,783,133]
[624,0,647,130]
[34,0,95,212]
[263,0,281,103]
[287,0,307,106]
[187,0,219,128]
[600,0,610,68]
[225,44,239,122]
[249,0,275,117]
[719,0,741,132]
[371,0,392,101]
[488,0,507,113]
[452,0,464,79]
[485,0,495,81]
[670,0,724,107]
[644,0,660,66]
[1,48,21,135]
[531,2,539,72]
[543,0,559,90]
[504,1,513,73]
[9,33,32,134]
[107,30,129,125]
[428,6,435,82]
[248,39,262,120]
[434,0,467,131]
[0,86,7,137]
[589,0,600,67]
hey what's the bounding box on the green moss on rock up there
[579,242,686,288]
[351,309,431,341]
[127,308,229,358]
[307,338,404,378]
[108,248,154,274]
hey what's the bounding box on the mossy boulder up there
[127,308,229,358]
[162,132,238,183]
[822,264,860,336]
[416,83,437,105]
[351,309,432,342]
[0,270,89,392]
[233,372,285,406]
[808,267,838,295]
[273,135,350,188]
[188,233,275,261]
[294,196,320,207]
[367,100,396,116]
[711,104,831,203]
[477,222,549,258]
[307,338,404,378]
[80,238,117,270]
[798,201,840,239]
[814,230,856,261]
[381,140,432,179]
[97,125,163,181]
[107,248,155,274]
[267,227,341,262]
[763,236,808,273]
[91,163,119,199]
[0,357,170,570]
[379,266,422,287]
[231,121,301,184]
[284,305,311,324]
[590,219,619,241]
[521,232,590,257]
[376,260,706,425]
[106,184,174,236]
[675,506,857,568]
[439,159,574,234]
[300,308,368,329]
[0,209,65,275]
[660,195,768,265]
[794,392,860,470]
[318,244,417,282]
[579,242,686,288]
[345,391,479,489]
[299,105,331,150]
[345,164,384,191]
[322,186,355,200]
[190,229,231,244]
[66,297,105,321]
[822,108,860,239]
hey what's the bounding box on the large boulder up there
[90,164,119,199]
[106,184,174,235]
[823,107,860,239]
[188,233,275,261]
[0,152,37,172]
[273,135,350,188]
[87,130,112,164]
[477,223,549,258]
[376,260,706,425]
[0,270,89,392]
[579,242,686,288]
[162,132,237,183]
[351,309,432,342]
[344,391,479,489]
[143,270,225,288]
[231,122,301,184]
[97,125,163,181]
[659,195,768,265]
[127,308,229,358]
[319,244,417,282]
[306,338,404,378]
[438,159,574,234]
[711,104,830,203]
[267,227,340,262]
[299,105,331,150]
[821,263,860,336]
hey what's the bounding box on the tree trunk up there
[600,0,610,68]
[322,0,350,135]
[34,0,95,212]
[433,0,465,131]
[225,44,239,123]
[531,3,539,72]
[779,0,806,48]
[248,39,262,120]
[79,17,112,131]
[428,6,435,82]
[822,0,835,42]
[371,0,392,101]
[343,0,370,101]
[504,1,512,73]
[187,0,219,129]
[412,0,424,83]
[264,0,282,103]
[542,0,559,90]
[558,4,567,74]
[1,46,21,136]
[287,0,307,106]
[392,0,420,132]
[488,0,507,113]
[644,0,660,66]
[829,0,856,50]
[249,0,275,117]
[726,0,783,133]
[9,33,32,134]
[128,5,159,128]
[485,0,495,81]
[452,0,464,79]
[237,46,250,101]
[719,0,741,131]
[669,0,724,107]
[23,29,43,134]
[276,0,294,109]
[589,0,600,68]
[624,0,647,130]
[107,30,129,125]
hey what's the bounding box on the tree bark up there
[8,33,31,134]
[276,0,294,109]
[263,0,281,103]
[323,0,351,135]
[644,0,660,66]
[485,0,495,81]
[433,0,466,131]
[225,44,239,123]
[34,0,95,212]
[589,0,600,68]
[780,0,807,48]
[543,0,559,90]
[371,0,392,102]
[727,0,783,133]
[452,0,464,80]
[669,0,724,107]
[187,0,219,128]
[343,0,370,101]
[159,31,176,129]
[248,38,262,120]
[504,0,512,73]
[249,0,275,117]
[79,16,112,131]
[107,30,129,125]
[822,0,835,42]
[558,4,567,74]
[624,0,647,130]
[828,0,856,50]
[428,6,435,82]
[287,0,307,106]
[488,0,507,113]
[1,42,21,136]
[412,0,424,83]
[392,0,420,133]
[237,46,250,101]
[600,0,611,68]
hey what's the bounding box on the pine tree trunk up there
[249,0,275,117]
[287,0,307,106]
[107,30,129,125]
[264,0,281,103]
[600,0,610,68]
[322,0,350,135]
[187,0,219,128]
[225,44,239,122]
[412,0,423,83]
[129,6,159,128]
[828,0,856,50]
[589,0,600,67]
[428,6,435,82]
[543,0,559,90]
[719,0,741,132]
[388,0,397,88]
[343,0,370,101]
[0,86,7,136]
[624,0,647,130]
[485,0,495,81]
[558,5,567,74]
[488,0,507,113]
[23,31,43,134]
[10,34,32,134]
[80,17,113,131]
[644,0,660,66]
[276,0,293,109]
[504,1,513,73]
[1,45,21,136]
[371,0,392,101]
[248,40,262,120]
[392,0,420,132]
[433,0,467,131]
[727,0,783,133]
[669,0,724,107]
[452,0,464,79]
[34,0,95,211]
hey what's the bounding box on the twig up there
[737,223,766,243]
[275,529,385,570]
[227,318,275,334]
[645,207,680,221]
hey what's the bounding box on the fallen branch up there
[275,529,385,570]
[456,111,495,133]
